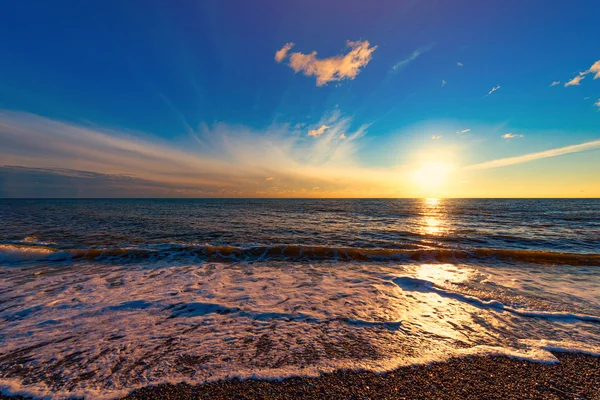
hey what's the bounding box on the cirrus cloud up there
[277,40,377,86]
[502,133,524,140]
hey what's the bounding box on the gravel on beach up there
[2,352,599,400]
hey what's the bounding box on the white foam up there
[0,261,599,399]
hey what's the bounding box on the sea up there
[1,198,599,399]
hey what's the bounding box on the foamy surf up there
[1,260,599,399]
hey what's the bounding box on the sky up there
[0,0,599,198]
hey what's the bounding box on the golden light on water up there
[420,197,446,235]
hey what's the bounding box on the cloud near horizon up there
[502,133,524,139]
[308,124,329,137]
[0,110,400,198]
[277,40,377,86]
[465,139,600,170]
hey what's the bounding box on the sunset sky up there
[1,0,599,198]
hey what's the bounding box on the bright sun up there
[411,161,452,192]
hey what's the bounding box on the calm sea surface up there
[0,199,599,399]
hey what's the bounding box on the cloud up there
[502,133,524,139]
[550,81,560,87]
[391,44,433,72]
[596,98,600,109]
[486,85,501,96]
[457,62,463,67]
[456,129,471,134]
[265,177,275,181]
[560,60,600,88]
[583,60,600,79]
[274,42,294,63]
[308,124,330,137]
[441,80,446,87]
[465,139,600,170]
[281,40,377,86]
[565,75,584,87]
[339,133,347,139]
[0,109,396,198]
[431,135,441,140]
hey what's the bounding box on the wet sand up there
[4,352,597,399]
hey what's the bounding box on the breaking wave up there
[1,243,599,266]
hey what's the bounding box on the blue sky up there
[1,0,599,197]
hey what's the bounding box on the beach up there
[2,352,598,399]
[1,199,599,399]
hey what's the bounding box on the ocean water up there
[0,198,599,399]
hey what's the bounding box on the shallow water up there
[0,199,599,399]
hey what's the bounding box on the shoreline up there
[1,352,599,400]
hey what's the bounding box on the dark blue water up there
[1,198,598,256]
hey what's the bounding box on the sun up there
[411,161,452,192]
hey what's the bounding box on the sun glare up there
[412,161,452,192]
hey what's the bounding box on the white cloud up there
[465,139,600,170]
[550,81,560,87]
[274,42,294,63]
[283,40,377,86]
[456,128,471,134]
[431,135,441,140]
[339,133,347,139]
[442,80,446,87]
[595,98,600,109]
[560,60,600,88]
[0,109,382,197]
[565,75,584,87]
[487,85,501,96]
[391,44,433,72]
[457,62,463,67]
[583,60,600,79]
[308,124,330,137]
[502,133,524,140]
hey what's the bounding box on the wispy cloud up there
[595,98,600,109]
[565,75,584,87]
[339,133,347,139]
[502,133,524,140]
[265,177,275,181]
[441,80,446,87]
[278,40,377,86]
[0,110,394,197]
[457,62,463,67]
[308,124,329,137]
[456,128,471,134]
[486,85,501,96]
[582,60,600,79]
[550,81,560,87]
[274,42,294,63]
[431,135,441,140]
[465,139,600,170]
[391,44,433,72]
[563,60,600,87]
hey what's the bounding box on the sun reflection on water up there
[420,197,446,236]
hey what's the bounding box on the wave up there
[1,243,599,266]
[393,276,600,323]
